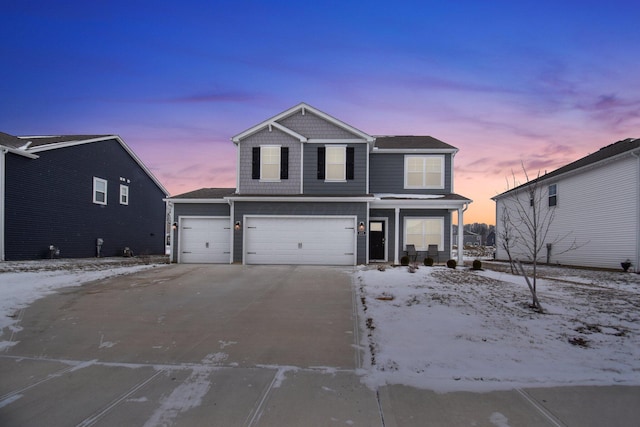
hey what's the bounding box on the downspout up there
[0,148,6,261]
[457,202,469,264]
[633,150,640,272]
[228,198,235,264]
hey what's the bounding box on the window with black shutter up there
[317,147,325,179]
[280,147,289,179]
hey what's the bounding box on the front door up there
[369,220,385,261]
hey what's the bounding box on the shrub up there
[446,259,457,269]
[472,259,482,270]
[400,256,410,266]
[424,257,434,266]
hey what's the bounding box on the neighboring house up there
[493,138,640,270]
[485,230,496,247]
[168,103,471,265]
[0,132,169,260]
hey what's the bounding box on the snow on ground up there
[356,263,640,392]
[0,257,168,349]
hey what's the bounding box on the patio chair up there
[405,244,418,263]
[427,244,439,264]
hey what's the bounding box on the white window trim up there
[325,145,347,182]
[260,145,281,182]
[548,184,557,207]
[403,217,444,251]
[404,155,445,189]
[120,184,129,205]
[93,177,107,205]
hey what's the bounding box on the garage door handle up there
[206,242,209,248]
[247,252,256,254]
[182,251,192,254]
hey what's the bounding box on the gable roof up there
[1,132,169,196]
[231,102,374,143]
[493,138,640,199]
[373,135,458,152]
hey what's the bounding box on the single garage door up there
[244,216,356,265]
[180,217,231,263]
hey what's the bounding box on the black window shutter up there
[252,147,260,179]
[346,147,355,180]
[280,147,289,179]
[317,147,325,179]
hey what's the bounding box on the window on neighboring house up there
[548,184,557,207]
[317,146,354,181]
[252,145,289,180]
[404,217,444,251]
[404,156,444,189]
[120,185,129,205]
[93,177,107,205]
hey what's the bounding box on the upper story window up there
[317,146,355,181]
[326,146,346,181]
[548,184,557,207]
[252,145,289,181]
[120,185,129,205]
[404,155,444,189]
[93,177,107,205]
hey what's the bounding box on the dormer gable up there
[231,102,374,144]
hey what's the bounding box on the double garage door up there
[244,216,356,265]
[178,215,357,265]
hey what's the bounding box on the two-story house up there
[493,138,640,270]
[1,132,168,260]
[168,103,471,265]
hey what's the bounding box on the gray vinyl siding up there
[369,209,396,263]
[238,128,301,194]
[233,201,368,264]
[278,110,359,139]
[369,153,453,194]
[171,203,231,261]
[399,209,451,262]
[4,139,167,260]
[303,143,367,194]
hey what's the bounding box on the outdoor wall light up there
[172,222,177,230]
[234,221,241,231]
[358,221,365,232]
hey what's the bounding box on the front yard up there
[356,262,640,392]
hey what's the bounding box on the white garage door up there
[180,217,231,263]
[244,216,356,265]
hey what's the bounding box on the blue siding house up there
[168,103,471,265]
[0,132,169,260]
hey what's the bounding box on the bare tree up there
[498,205,517,274]
[502,163,579,309]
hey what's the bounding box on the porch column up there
[394,207,400,265]
[457,207,464,264]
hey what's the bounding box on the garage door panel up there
[180,217,231,263]
[245,217,356,265]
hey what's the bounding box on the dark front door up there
[369,220,385,260]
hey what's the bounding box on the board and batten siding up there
[237,128,301,194]
[369,153,453,194]
[232,201,368,264]
[171,203,231,261]
[495,155,638,270]
[302,143,367,194]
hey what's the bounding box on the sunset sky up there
[2,1,638,224]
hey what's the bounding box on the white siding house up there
[493,138,640,271]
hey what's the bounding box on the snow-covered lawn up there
[0,257,168,350]
[356,263,640,392]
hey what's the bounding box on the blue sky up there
[2,1,638,223]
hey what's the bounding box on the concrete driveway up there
[1,264,639,426]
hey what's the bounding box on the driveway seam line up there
[516,388,566,427]
[0,363,78,402]
[75,369,166,427]
[244,368,279,427]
